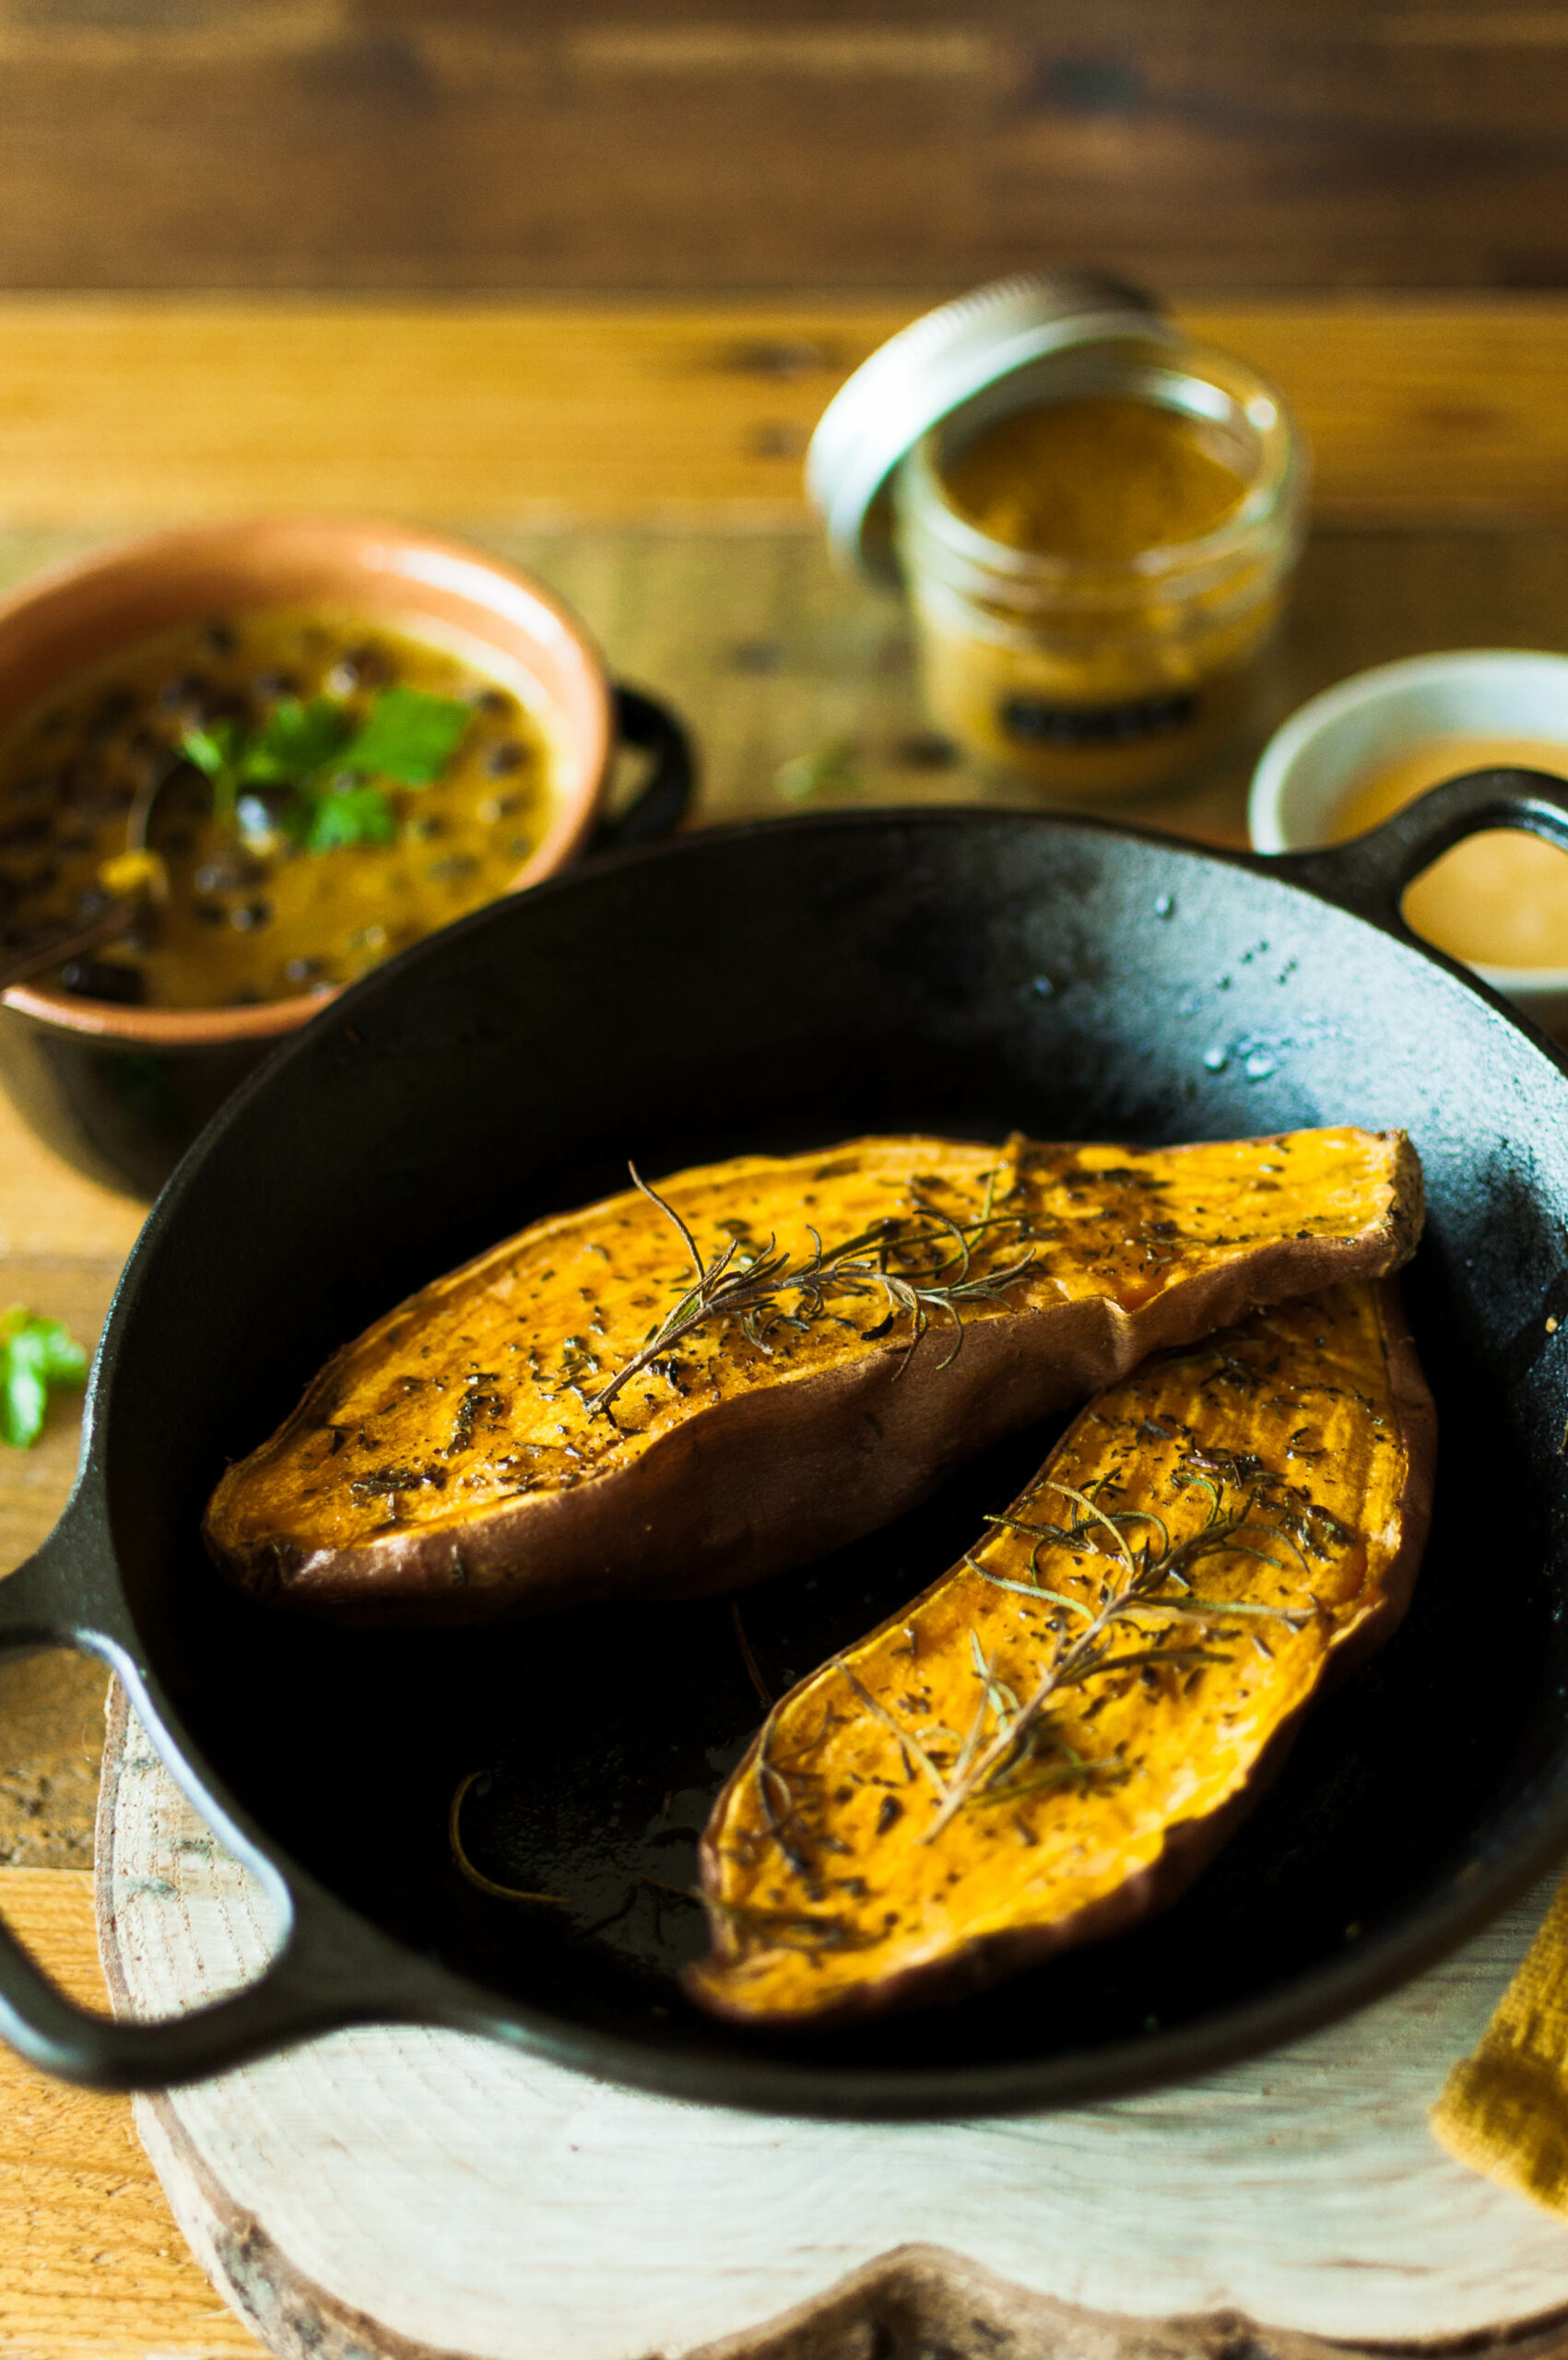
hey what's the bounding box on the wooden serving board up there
[93,1682,1568,2360]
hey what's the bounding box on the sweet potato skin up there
[205,1127,1424,1625]
[687,1279,1435,2029]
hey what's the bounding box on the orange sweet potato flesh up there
[204,1127,1422,1624]
[687,1279,1434,2028]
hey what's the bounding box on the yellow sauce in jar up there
[1331,736,1568,969]
[944,396,1248,560]
[896,377,1299,797]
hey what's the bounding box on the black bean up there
[58,761,119,815]
[204,621,238,656]
[472,688,512,717]
[198,689,251,728]
[229,899,272,930]
[482,740,525,775]
[195,854,265,894]
[158,671,210,711]
[253,669,301,700]
[427,854,477,881]
[19,863,59,899]
[192,900,226,926]
[894,731,961,770]
[60,958,145,1005]
[0,814,53,849]
[283,955,322,985]
[328,643,395,694]
[730,639,784,675]
[8,774,53,805]
[87,687,138,744]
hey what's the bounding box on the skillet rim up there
[27,794,1568,2113]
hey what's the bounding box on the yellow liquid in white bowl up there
[1330,735,1568,970]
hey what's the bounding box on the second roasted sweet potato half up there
[205,1126,1422,1623]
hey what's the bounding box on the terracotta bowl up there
[0,518,685,1198]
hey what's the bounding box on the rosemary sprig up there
[448,1772,567,1906]
[833,1657,951,1800]
[920,1471,1324,1841]
[586,1162,1036,1421]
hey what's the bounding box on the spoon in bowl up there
[0,753,181,993]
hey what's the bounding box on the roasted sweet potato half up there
[687,1279,1434,2028]
[205,1127,1422,1624]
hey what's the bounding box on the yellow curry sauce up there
[944,395,1249,562]
[690,1280,1428,2026]
[0,608,554,1008]
[206,1127,1412,1575]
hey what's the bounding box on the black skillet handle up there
[0,1525,442,2089]
[1268,766,1568,933]
[591,684,697,853]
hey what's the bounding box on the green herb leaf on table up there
[178,685,472,857]
[0,1309,88,1448]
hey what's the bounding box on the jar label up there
[1001,690,1197,747]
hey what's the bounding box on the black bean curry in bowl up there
[9,608,556,1012]
[0,517,643,1196]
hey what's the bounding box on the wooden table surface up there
[0,295,1566,2357]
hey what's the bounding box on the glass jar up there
[892,335,1303,796]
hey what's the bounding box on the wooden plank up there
[95,1693,1568,2356]
[0,299,1562,529]
[0,1867,263,2358]
[2,3,1568,293]
[0,1122,259,2354]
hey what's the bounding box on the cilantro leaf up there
[180,717,244,822]
[0,1309,87,1448]
[242,698,355,784]
[303,782,398,856]
[178,682,469,859]
[181,718,242,779]
[339,685,472,785]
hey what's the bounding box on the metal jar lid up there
[806,272,1177,585]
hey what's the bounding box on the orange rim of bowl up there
[0,518,615,1048]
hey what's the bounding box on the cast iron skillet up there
[3,773,1568,2118]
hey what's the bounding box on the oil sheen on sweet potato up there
[205,1127,1422,1622]
[688,1280,1434,2028]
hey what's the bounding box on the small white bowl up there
[1248,648,1568,1019]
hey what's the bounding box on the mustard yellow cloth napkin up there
[1432,1872,1568,2212]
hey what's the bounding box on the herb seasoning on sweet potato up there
[687,1280,1433,2028]
[204,1125,1422,1625]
